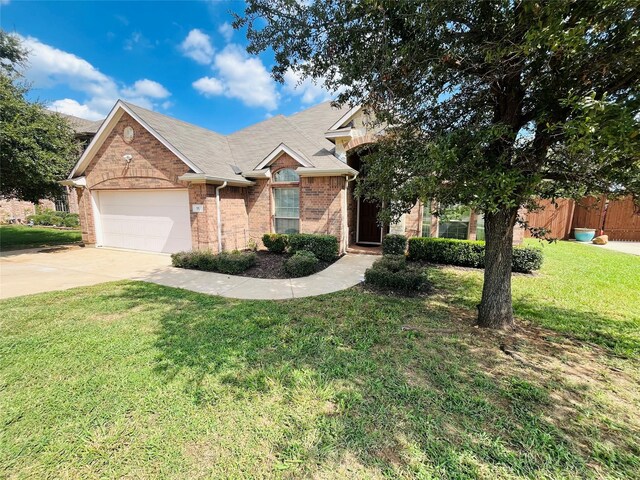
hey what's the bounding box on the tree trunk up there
[477,207,519,329]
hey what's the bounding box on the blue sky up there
[0,0,333,133]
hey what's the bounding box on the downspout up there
[216,181,228,253]
[344,172,359,253]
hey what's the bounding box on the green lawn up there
[0,224,82,251]
[1,242,638,479]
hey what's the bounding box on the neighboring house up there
[63,100,523,255]
[0,112,103,223]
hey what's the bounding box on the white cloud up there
[19,35,171,119]
[283,67,334,104]
[0,0,11,5]
[218,22,234,42]
[193,44,278,110]
[180,29,214,65]
[193,76,224,96]
[49,99,104,120]
[122,79,170,99]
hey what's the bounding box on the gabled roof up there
[68,99,357,184]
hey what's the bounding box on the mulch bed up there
[237,251,337,279]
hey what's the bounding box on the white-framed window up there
[274,188,299,234]
[475,213,485,241]
[272,168,300,234]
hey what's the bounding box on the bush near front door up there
[408,237,543,273]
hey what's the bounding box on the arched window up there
[273,168,299,183]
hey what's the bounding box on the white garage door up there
[97,190,192,253]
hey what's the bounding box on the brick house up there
[64,100,521,255]
[0,112,103,223]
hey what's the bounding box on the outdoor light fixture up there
[123,154,133,163]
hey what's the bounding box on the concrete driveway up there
[0,246,171,299]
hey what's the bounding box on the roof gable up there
[69,101,203,178]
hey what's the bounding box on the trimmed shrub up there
[408,237,485,267]
[171,250,217,271]
[365,257,430,292]
[512,247,544,273]
[216,251,257,274]
[375,254,407,272]
[171,250,256,274]
[262,233,288,253]
[284,250,319,277]
[407,237,543,272]
[63,214,79,228]
[382,234,407,255]
[287,233,339,262]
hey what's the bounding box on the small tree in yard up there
[0,30,78,203]
[238,0,640,329]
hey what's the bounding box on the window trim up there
[272,167,300,184]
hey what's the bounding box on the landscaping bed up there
[171,233,342,278]
[237,250,338,279]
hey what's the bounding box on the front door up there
[357,198,383,244]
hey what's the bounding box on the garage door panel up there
[98,190,192,253]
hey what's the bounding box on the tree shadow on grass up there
[109,280,640,478]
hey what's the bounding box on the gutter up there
[216,181,228,253]
[296,167,358,177]
[178,173,254,187]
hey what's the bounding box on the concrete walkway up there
[577,240,640,256]
[0,246,375,300]
[137,253,376,299]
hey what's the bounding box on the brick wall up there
[244,153,347,250]
[0,198,56,223]
[403,201,423,238]
[77,112,195,246]
[219,186,250,251]
[300,176,344,243]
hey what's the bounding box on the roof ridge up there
[282,116,337,161]
[227,114,287,137]
[121,100,226,138]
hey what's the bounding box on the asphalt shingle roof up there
[121,100,353,180]
[45,110,104,135]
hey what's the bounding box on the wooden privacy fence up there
[524,196,640,241]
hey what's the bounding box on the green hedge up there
[364,256,430,292]
[407,237,543,273]
[27,210,79,228]
[382,234,407,255]
[262,233,288,253]
[287,233,338,262]
[284,250,319,277]
[171,250,256,274]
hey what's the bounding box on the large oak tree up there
[238,0,640,328]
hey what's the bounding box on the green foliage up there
[408,238,543,273]
[262,233,288,253]
[26,209,79,228]
[382,234,407,255]
[512,247,544,274]
[0,32,78,203]
[240,1,640,217]
[62,214,79,228]
[0,29,27,76]
[216,251,258,275]
[409,238,486,268]
[171,250,256,274]
[284,250,319,277]
[375,254,407,272]
[287,233,338,261]
[365,257,430,292]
